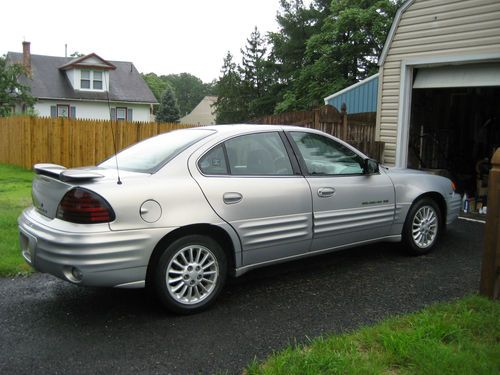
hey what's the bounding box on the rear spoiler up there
[34,164,104,182]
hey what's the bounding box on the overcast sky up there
[1,0,283,83]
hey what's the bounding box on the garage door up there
[413,63,500,89]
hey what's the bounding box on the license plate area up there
[19,230,37,265]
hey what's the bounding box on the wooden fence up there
[0,110,383,169]
[0,116,196,169]
[249,105,383,160]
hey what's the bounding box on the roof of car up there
[199,124,320,134]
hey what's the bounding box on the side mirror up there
[363,158,379,175]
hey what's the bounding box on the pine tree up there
[239,27,277,119]
[214,52,247,124]
[156,86,180,123]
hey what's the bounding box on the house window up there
[111,107,133,121]
[81,70,91,89]
[57,105,70,118]
[80,70,104,90]
[93,71,103,90]
[116,107,127,121]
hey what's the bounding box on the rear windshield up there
[99,129,214,173]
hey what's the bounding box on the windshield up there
[99,129,214,173]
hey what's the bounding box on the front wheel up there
[402,198,442,255]
[152,235,227,314]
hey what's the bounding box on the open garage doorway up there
[408,84,500,215]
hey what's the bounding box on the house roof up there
[59,53,116,71]
[323,73,379,114]
[180,96,217,125]
[378,0,415,66]
[6,52,158,104]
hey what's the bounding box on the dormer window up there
[93,71,103,90]
[81,70,91,89]
[80,70,104,90]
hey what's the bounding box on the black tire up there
[402,197,442,255]
[152,235,227,314]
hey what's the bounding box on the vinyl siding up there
[377,0,500,165]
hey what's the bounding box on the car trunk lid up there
[31,164,135,220]
[32,172,73,219]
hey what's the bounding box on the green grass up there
[245,295,500,375]
[0,163,34,276]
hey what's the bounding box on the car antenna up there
[104,71,122,185]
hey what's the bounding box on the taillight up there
[56,188,115,224]
[451,180,457,192]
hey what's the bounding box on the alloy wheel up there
[411,205,438,248]
[166,245,219,305]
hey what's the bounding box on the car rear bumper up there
[18,208,171,288]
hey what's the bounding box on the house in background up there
[324,74,379,115]
[180,96,217,125]
[7,42,158,122]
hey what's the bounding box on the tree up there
[214,0,400,115]
[0,56,35,117]
[164,73,208,116]
[276,0,400,111]
[239,27,277,118]
[214,52,246,124]
[70,51,85,58]
[269,0,333,112]
[156,86,180,123]
[142,72,213,116]
[268,0,328,86]
[142,72,172,102]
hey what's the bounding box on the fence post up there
[480,148,500,299]
[340,103,348,140]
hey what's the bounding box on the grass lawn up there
[0,163,34,276]
[245,295,500,375]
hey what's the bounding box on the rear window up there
[99,129,214,173]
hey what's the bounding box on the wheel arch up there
[146,223,238,287]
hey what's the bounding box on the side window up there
[199,144,228,175]
[225,132,293,176]
[290,132,364,175]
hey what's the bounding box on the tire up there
[152,235,227,314]
[402,198,442,255]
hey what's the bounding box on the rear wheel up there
[152,235,227,314]
[402,198,442,255]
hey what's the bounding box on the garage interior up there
[408,63,500,216]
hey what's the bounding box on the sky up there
[1,0,283,83]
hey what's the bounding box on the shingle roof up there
[6,52,158,104]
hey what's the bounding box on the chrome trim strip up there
[114,280,145,289]
[458,216,485,224]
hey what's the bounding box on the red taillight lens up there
[451,180,457,192]
[56,188,115,224]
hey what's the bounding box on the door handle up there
[223,192,243,205]
[317,187,335,198]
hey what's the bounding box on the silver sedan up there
[18,125,462,313]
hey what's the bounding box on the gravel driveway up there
[0,219,484,374]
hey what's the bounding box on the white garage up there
[376,0,500,210]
